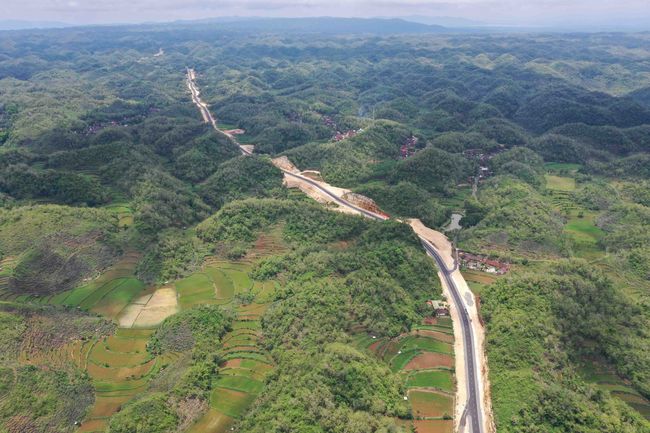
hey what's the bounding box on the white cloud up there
[2,0,650,26]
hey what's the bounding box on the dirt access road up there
[186,68,494,433]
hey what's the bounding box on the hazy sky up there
[3,0,650,27]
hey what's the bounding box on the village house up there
[400,135,418,159]
[427,299,450,317]
[459,251,510,275]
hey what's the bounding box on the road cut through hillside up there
[270,160,494,433]
[186,68,494,433]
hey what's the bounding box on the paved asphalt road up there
[420,240,483,433]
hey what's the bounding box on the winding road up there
[186,68,487,433]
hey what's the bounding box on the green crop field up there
[223,268,253,293]
[91,278,144,318]
[564,211,605,258]
[390,349,420,372]
[205,268,235,299]
[214,375,264,394]
[545,175,576,191]
[176,273,213,295]
[565,215,604,240]
[544,162,583,173]
[211,388,257,418]
[407,370,454,391]
[398,336,453,355]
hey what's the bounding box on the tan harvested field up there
[224,359,242,368]
[104,335,148,353]
[77,419,108,432]
[133,287,178,327]
[413,419,454,433]
[116,303,143,328]
[237,303,268,319]
[87,395,132,418]
[461,270,498,285]
[118,286,178,328]
[187,408,234,433]
[89,343,149,367]
[405,352,455,370]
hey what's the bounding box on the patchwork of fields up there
[188,259,276,433]
[355,316,456,433]
[1,238,280,433]
[544,169,606,259]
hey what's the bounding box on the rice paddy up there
[564,210,605,258]
[542,167,606,259]
[409,390,454,418]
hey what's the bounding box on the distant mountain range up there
[184,17,448,34]
[0,20,72,31]
[2,16,649,33]
[397,16,487,27]
[0,16,452,35]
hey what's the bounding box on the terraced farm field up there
[104,203,134,228]
[355,316,456,432]
[0,257,17,302]
[176,260,260,309]
[461,269,498,295]
[580,359,650,420]
[545,175,576,192]
[542,170,605,259]
[79,328,171,433]
[188,260,277,433]
[49,251,144,315]
[3,229,280,433]
[59,256,279,432]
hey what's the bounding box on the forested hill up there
[0,24,649,433]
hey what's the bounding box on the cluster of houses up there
[463,147,506,183]
[80,107,157,136]
[82,120,129,136]
[459,251,510,275]
[400,135,418,159]
[322,115,362,142]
